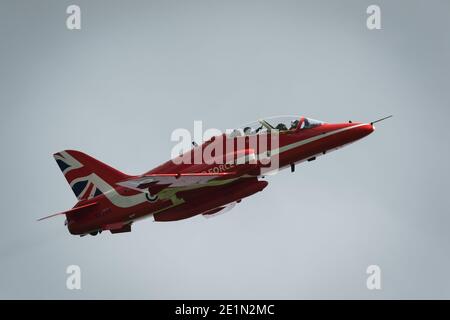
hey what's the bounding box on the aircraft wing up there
[117,148,259,196]
[116,172,237,194]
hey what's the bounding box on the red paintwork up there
[48,116,375,236]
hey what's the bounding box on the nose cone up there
[355,123,375,139]
[363,123,375,134]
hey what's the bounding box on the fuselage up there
[65,117,374,235]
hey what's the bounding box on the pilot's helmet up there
[304,118,310,126]
[276,123,288,131]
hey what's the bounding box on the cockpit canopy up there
[299,117,324,130]
[229,115,325,137]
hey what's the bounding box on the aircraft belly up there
[153,178,268,222]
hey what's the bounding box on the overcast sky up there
[0,0,449,299]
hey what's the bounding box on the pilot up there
[243,126,252,135]
[290,120,299,130]
[276,123,288,131]
[303,118,310,128]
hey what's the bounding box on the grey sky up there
[0,0,449,299]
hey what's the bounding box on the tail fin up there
[53,150,130,201]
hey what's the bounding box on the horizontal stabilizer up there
[37,202,98,221]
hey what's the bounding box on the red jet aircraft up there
[39,115,391,236]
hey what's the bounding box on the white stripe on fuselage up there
[258,123,367,159]
[71,173,147,208]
